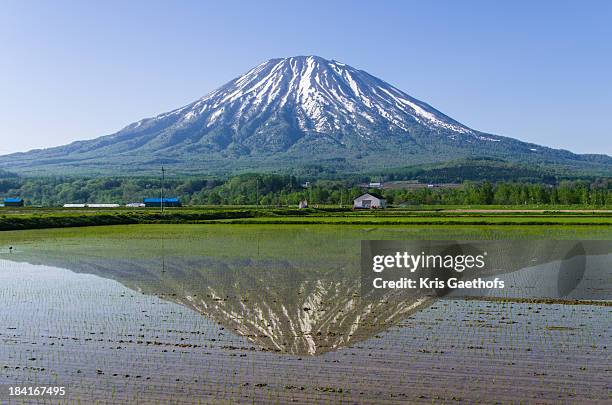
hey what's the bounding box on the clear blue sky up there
[1,0,610,155]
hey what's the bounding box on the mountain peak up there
[269,55,330,62]
[163,54,473,138]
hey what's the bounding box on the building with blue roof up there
[3,197,24,207]
[143,197,182,207]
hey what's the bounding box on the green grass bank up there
[1,206,612,231]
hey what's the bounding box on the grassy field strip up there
[211,216,612,225]
[2,208,612,230]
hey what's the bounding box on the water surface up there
[0,225,610,403]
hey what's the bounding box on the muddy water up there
[0,225,610,404]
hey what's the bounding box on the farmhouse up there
[144,197,182,208]
[3,198,24,207]
[354,193,387,209]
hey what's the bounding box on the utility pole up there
[309,184,312,206]
[256,177,259,208]
[160,166,165,215]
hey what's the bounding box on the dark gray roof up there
[358,193,385,200]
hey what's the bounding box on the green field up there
[1,205,612,231]
[2,222,611,257]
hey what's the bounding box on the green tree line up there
[0,173,611,207]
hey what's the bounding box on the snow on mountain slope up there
[144,55,473,139]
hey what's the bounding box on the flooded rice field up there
[0,225,610,404]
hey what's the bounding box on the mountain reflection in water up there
[5,230,610,356]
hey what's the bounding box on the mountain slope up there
[1,55,610,176]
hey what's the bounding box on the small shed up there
[3,198,24,207]
[354,193,387,209]
[144,197,182,208]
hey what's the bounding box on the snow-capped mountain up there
[147,55,473,140]
[0,55,610,175]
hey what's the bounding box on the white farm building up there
[353,193,387,209]
[62,203,120,208]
